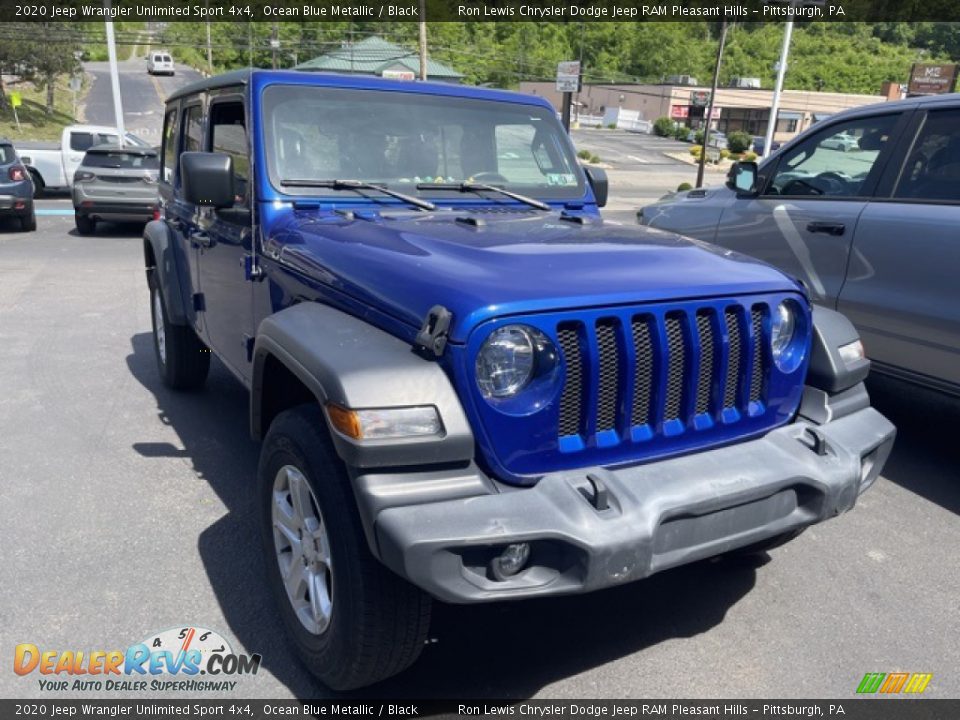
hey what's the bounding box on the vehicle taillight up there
[9,166,25,182]
[74,171,96,183]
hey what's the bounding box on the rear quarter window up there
[0,145,16,164]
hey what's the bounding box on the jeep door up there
[160,100,205,340]
[711,110,910,305]
[193,96,254,381]
[837,104,960,390]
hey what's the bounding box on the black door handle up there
[806,221,846,236]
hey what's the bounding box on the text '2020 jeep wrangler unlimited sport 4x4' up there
[144,70,895,690]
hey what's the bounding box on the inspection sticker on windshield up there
[547,173,577,186]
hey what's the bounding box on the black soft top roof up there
[166,69,251,104]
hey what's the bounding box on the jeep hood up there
[268,210,800,343]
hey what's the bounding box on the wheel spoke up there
[286,468,312,525]
[307,567,333,630]
[284,556,307,599]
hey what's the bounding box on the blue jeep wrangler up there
[144,70,895,690]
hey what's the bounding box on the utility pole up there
[205,14,213,74]
[104,18,126,146]
[762,17,793,160]
[418,0,428,81]
[271,23,279,69]
[696,21,727,188]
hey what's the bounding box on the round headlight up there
[476,325,538,398]
[770,300,809,373]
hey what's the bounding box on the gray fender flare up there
[251,302,475,469]
[143,220,188,325]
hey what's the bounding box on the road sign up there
[690,90,711,107]
[9,91,21,108]
[382,70,415,81]
[908,64,958,95]
[69,75,82,93]
[556,61,581,93]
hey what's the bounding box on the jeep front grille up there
[557,302,769,448]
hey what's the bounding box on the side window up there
[183,104,204,153]
[70,132,94,152]
[894,108,960,202]
[97,133,118,146]
[210,101,249,206]
[767,114,899,198]
[161,108,180,184]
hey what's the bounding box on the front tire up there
[75,212,95,235]
[149,281,210,390]
[259,405,432,691]
[20,209,36,232]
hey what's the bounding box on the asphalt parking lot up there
[1,200,958,701]
[1,61,958,701]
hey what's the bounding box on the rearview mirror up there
[584,166,608,208]
[180,151,234,208]
[727,161,759,197]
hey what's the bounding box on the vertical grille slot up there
[557,324,584,436]
[595,320,620,433]
[664,314,686,421]
[695,311,715,415]
[723,308,742,409]
[749,307,765,404]
[630,316,655,426]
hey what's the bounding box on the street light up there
[104,16,126,146]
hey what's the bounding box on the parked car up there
[73,144,159,235]
[147,51,175,75]
[752,136,782,155]
[0,139,36,231]
[819,131,861,152]
[145,69,893,690]
[639,93,960,396]
[16,125,150,197]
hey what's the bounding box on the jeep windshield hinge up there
[414,305,453,358]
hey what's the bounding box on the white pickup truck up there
[16,125,151,197]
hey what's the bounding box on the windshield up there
[262,85,585,201]
[83,151,159,169]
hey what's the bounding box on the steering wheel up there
[469,172,509,184]
[815,171,850,193]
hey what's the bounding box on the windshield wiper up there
[279,179,435,212]
[416,182,550,211]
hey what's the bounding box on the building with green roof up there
[296,36,463,83]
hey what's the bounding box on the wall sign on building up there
[907,64,958,95]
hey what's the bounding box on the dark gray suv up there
[640,93,960,396]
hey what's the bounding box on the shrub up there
[653,116,675,137]
[606,123,618,129]
[694,129,704,145]
[720,148,731,160]
[590,154,601,164]
[673,125,690,141]
[677,182,693,192]
[743,151,758,162]
[577,149,591,160]
[727,130,753,155]
[689,145,703,158]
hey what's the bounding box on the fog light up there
[838,339,865,367]
[492,543,530,580]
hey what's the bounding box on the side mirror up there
[726,161,759,198]
[584,166,608,208]
[180,151,234,208]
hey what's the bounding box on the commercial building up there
[296,36,463,83]
[519,81,898,141]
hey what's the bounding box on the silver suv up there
[640,93,960,396]
[73,145,159,235]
